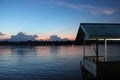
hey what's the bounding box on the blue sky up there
[0,0,120,40]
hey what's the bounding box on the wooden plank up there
[84,58,96,76]
[98,61,120,79]
[83,56,120,79]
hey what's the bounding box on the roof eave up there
[80,25,89,40]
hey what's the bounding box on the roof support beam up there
[96,38,99,63]
[83,38,86,65]
[104,39,107,61]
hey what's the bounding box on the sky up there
[0,0,120,41]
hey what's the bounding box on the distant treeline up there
[0,40,120,46]
[0,41,74,46]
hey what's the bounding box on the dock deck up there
[76,23,120,80]
[82,56,120,80]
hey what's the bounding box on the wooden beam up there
[83,38,86,65]
[96,38,99,78]
[96,38,99,63]
[104,39,107,61]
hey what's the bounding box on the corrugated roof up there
[80,23,120,39]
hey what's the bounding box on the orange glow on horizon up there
[66,36,75,41]
[0,35,10,40]
[0,33,76,41]
[35,34,50,41]
[60,34,75,41]
[35,34,75,41]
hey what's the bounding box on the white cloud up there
[52,0,119,15]
[49,35,69,41]
[9,32,38,41]
[0,32,5,36]
[0,32,70,41]
[101,9,118,15]
[50,35,61,41]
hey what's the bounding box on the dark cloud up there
[49,35,69,41]
[9,32,38,41]
[0,32,5,36]
[62,38,69,41]
[50,35,61,41]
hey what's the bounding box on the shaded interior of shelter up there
[76,23,120,80]
[75,23,120,45]
[75,23,120,61]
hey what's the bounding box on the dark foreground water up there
[0,45,119,80]
[0,45,83,80]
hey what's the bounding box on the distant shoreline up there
[0,40,120,46]
[0,41,74,46]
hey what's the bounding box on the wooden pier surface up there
[81,57,120,80]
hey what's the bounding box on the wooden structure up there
[76,23,120,80]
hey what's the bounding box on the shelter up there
[76,23,120,80]
[75,23,120,44]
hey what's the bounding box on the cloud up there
[49,35,69,41]
[50,35,61,41]
[52,0,119,15]
[9,32,38,41]
[101,9,118,15]
[0,32,5,36]
[0,32,70,41]
[62,38,69,41]
[52,0,94,10]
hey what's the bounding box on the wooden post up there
[83,38,86,65]
[96,38,99,79]
[82,38,86,80]
[104,39,107,61]
[96,38,99,63]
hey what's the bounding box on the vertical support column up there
[96,38,99,63]
[96,38,99,78]
[83,39,86,65]
[104,39,107,62]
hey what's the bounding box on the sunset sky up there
[0,0,120,41]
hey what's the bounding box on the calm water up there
[0,45,119,80]
[0,45,83,80]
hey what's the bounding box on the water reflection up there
[0,45,119,80]
[0,46,11,56]
[0,45,82,80]
[50,46,59,54]
[10,46,35,55]
[35,46,52,57]
[83,45,120,61]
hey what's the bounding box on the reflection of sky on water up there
[0,46,11,56]
[35,46,52,57]
[0,45,119,61]
[0,45,119,80]
[0,45,82,80]
[83,45,120,61]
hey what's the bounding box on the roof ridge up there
[80,23,120,25]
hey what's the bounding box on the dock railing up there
[84,56,105,63]
[83,56,105,77]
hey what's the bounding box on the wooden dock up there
[76,23,120,80]
[81,56,120,80]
